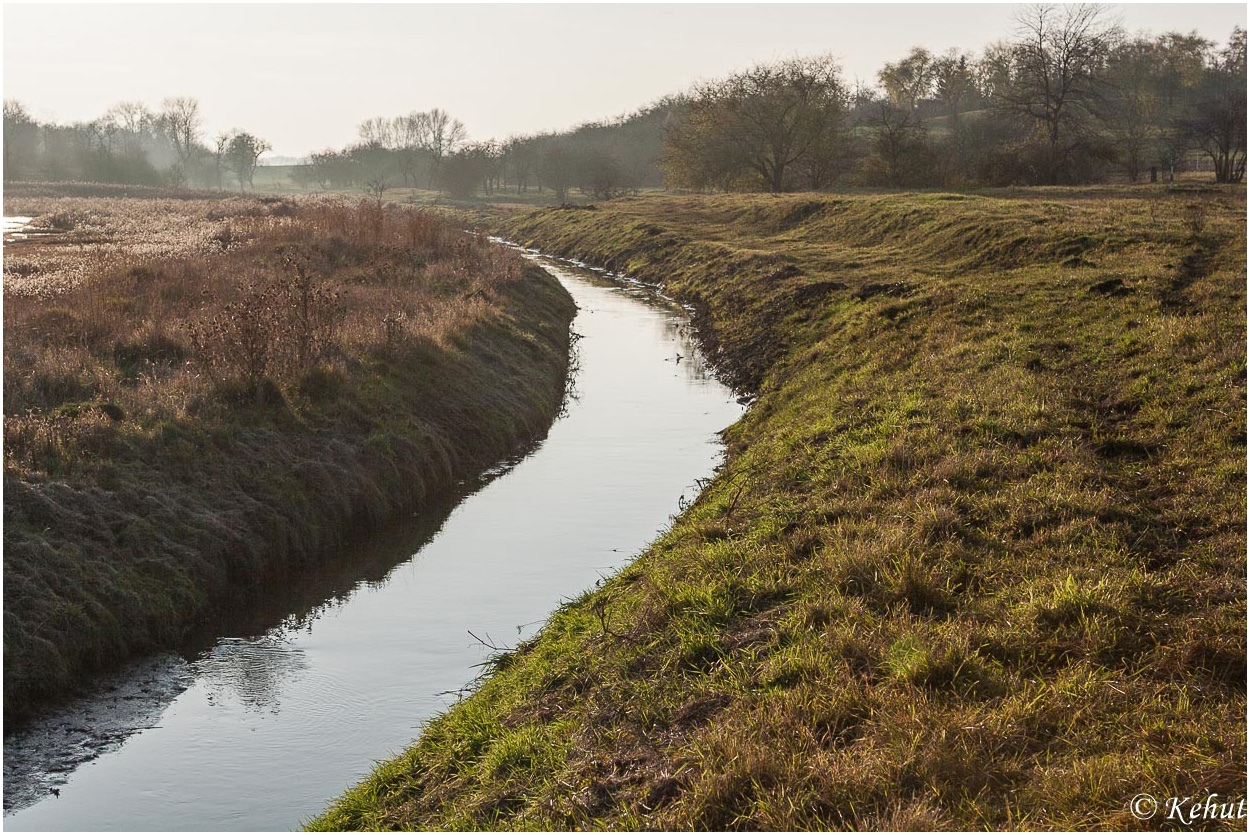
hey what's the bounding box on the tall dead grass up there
[3,194,575,721]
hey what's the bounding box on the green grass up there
[310,187,1245,830]
[3,195,576,722]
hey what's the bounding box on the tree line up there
[306,7,1243,198]
[4,6,1243,196]
[666,6,1245,191]
[3,97,272,190]
[295,99,678,203]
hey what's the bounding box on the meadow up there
[313,186,1246,830]
[3,185,575,721]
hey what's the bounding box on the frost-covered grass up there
[3,187,575,722]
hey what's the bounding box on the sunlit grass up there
[311,185,1245,830]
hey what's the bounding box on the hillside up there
[311,188,1247,830]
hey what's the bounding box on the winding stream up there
[3,253,744,831]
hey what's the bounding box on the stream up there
[2,252,744,831]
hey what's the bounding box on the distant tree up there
[664,55,849,192]
[356,116,397,148]
[794,124,850,189]
[348,140,393,187]
[416,108,467,187]
[212,132,231,190]
[1180,26,1247,183]
[879,47,936,112]
[436,148,485,199]
[394,112,427,187]
[538,145,575,203]
[159,96,202,166]
[166,163,189,191]
[104,101,155,154]
[976,41,1016,104]
[75,104,164,184]
[3,100,39,180]
[995,4,1121,182]
[932,49,980,129]
[576,148,627,199]
[290,162,320,191]
[307,148,358,188]
[1100,37,1168,182]
[224,130,270,191]
[505,136,535,194]
[867,102,931,186]
[1154,31,1215,113]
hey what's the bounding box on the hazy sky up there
[5,3,1246,158]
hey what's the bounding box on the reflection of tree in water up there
[7,488,483,803]
[186,488,496,715]
[196,636,308,714]
[659,315,716,383]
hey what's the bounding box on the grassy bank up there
[3,189,575,722]
[312,188,1245,830]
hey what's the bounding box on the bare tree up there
[100,101,157,159]
[357,116,397,149]
[996,4,1121,182]
[394,112,426,187]
[105,101,152,136]
[364,174,390,206]
[416,108,467,187]
[159,96,202,166]
[212,132,230,190]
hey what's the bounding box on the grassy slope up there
[3,199,576,721]
[313,189,1246,830]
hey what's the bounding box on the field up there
[312,186,1246,830]
[3,183,264,295]
[2,185,575,721]
[251,164,666,208]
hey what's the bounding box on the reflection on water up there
[4,256,744,831]
[4,490,472,812]
[198,637,309,715]
[3,216,36,241]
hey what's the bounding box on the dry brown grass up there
[2,186,289,296]
[4,189,575,721]
[4,198,531,448]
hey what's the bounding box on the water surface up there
[3,255,743,831]
[3,216,34,240]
